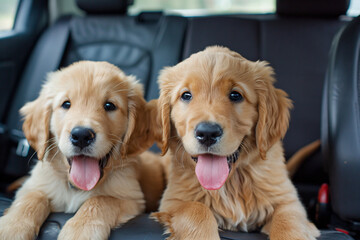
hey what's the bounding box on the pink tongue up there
[70,156,100,191]
[195,154,229,190]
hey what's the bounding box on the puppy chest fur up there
[16,161,94,213]
[164,153,282,233]
[16,160,144,213]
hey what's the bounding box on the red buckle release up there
[318,183,329,204]
[335,228,349,235]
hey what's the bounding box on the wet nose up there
[195,122,223,147]
[70,127,96,149]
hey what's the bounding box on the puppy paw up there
[151,212,175,239]
[0,216,37,240]
[270,220,320,240]
[292,221,320,240]
[151,211,220,240]
[307,222,321,239]
[58,218,109,240]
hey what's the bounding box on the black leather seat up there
[322,15,360,236]
[0,196,354,240]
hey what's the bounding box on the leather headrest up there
[277,0,350,17]
[76,0,133,14]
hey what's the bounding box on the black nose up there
[70,127,96,149]
[195,122,223,147]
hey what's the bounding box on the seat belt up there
[1,15,72,177]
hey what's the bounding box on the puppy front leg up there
[264,201,320,240]
[0,191,50,240]
[58,196,143,240]
[152,201,220,240]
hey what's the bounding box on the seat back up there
[61,13,187,100]
[322,16,360,223]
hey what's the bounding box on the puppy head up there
[158,46,292,190]
[21,61,146,191]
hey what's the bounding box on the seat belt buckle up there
[316,183,331,228]
[16,138,30,157]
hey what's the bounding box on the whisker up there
[27,151,38,166]
[43,137,56,145]
[45,141,58,151]
[27,138,58,165]
[44,145,59,160]
[240,141,251,155]
[49,149,60,162]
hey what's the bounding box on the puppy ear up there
[255,64,292,160]
[120,81,162,157]
[20,94,52,160]
[120,82,145,157]
[158,90,171,155]
[157,68,174,156]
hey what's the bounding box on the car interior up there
[0,0,359,239]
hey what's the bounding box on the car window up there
[129,0,276,15]
[0,0,18,31]
[348,0,360,16]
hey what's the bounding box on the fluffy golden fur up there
[152,46,320,240]
[0,61,160,240]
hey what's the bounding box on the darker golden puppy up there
[153,46,320,240]
[0,61,160,240]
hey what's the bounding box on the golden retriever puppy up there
[0,61,159,240]
[153,46,320,240]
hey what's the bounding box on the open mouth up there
[191,148,240,191]
[191,149,239,165]
[67,151,111,191]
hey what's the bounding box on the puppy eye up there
[104,102,116,111]
[61,101,71,109]
[229,91,243,102]
[181,91,192,102]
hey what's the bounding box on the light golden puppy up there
[0,61,160,240]
[153,46,320,240]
